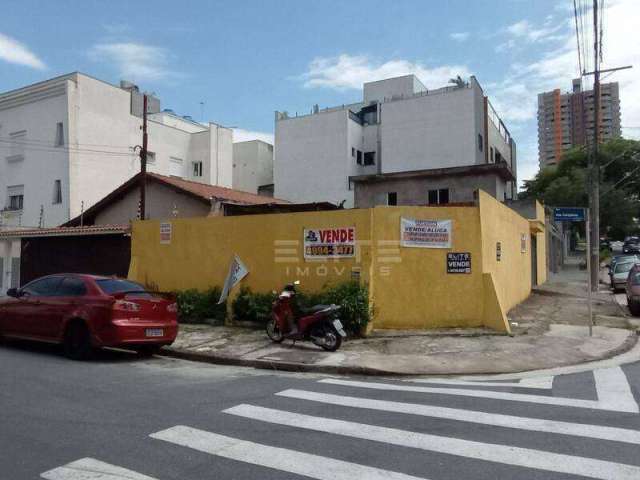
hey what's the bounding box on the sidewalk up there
[161,260,638,376]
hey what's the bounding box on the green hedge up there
[174,287,226,325]
[232,281,370,335]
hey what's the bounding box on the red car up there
[0,274,178,359]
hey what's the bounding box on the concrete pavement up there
[2,339,640,480]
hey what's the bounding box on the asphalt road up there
[2,340,640,480]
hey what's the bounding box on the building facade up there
[232,139,274,195]
[537,78,621,168]
[274,75,517,207]
[0,72,233,229]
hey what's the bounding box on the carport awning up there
[529,219,545,233]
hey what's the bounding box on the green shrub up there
[174,287,226,325]
[232,287,277,324]
[232,281,370,336]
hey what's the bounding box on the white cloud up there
[301,54,471,90]
[232,128,274,145]
[0,32,46,70]
[88,42,175,82]
[450,32,470,42]
[506,19,565,42]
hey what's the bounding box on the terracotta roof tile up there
[0,224,129,238]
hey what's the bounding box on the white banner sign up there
[218,255,249,304]
[400,217,452,249]
[304,227,355,259]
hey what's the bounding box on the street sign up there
[553,207,585,222]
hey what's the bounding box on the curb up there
[158,331,639,377]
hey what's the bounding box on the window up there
[8,130,26,161]
[169,157,183,177]
[428,188,449,205]
[478,133,483,152]
[56,277,87,296]
[22,276,63,297]
[490,147,494,163]
[96,279,145,294]
[146,151,156,164]
[192,161,203,177]
[356,150,363,165]
[387,192,397,206]
[55,122,64,146]
[53,179,62,204]
[363,151,375,166]
[6,185,24,211]
[351,147,355,157]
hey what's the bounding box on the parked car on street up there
[625,263,640,316]
[622,239,640,254]
[607,254,639,287]
[0,274,178,359]
[610,260,638,291]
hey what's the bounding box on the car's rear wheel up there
[135,345,161,357]
[63,321,93,360]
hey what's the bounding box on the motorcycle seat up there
[300,304,332,315]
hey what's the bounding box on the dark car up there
[0,274,178,359]
[622,240,640,254]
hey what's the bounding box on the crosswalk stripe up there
[319,369,639,413]
[276,389,640,445]
[593,367,640,413]
[224,404,640,480]
[405,376,554,389]
[41,458,158,480]
[150,425,428,480]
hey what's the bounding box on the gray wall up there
[354,173,503,208]
[93,182,210,225]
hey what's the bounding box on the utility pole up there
[588,0,600,291]
[139,94,148,221]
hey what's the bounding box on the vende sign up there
[401,217,452,248]
[304,227,355,259]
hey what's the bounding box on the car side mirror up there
[6,288,19,298]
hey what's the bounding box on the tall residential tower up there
[537,79,621,168]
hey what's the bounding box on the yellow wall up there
[534,201,548,285]
[129,193,540,333]
[478,191,532,313]
[368,205,487,329]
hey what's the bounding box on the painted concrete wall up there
[129,192,542,332]
[274,109,354,206]
[363,75,426,104]
[92,182,211,225]
[0,238,21,293]
[232,140,274,194]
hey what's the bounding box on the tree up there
[520,139,640,239]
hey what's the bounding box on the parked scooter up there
[266,281,346,351]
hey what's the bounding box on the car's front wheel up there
[63,321,93,360]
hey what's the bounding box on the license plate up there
[145,328,164,337]
[333,320,347,337]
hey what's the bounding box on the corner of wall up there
[482,272,511,333]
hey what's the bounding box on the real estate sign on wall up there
[447,252,471,274]
[400,218,452,248]
[304,227,355,259]
[160,222,172,244]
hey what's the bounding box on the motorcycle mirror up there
[294,280,301,285]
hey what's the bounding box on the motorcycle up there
[266,281,346,351]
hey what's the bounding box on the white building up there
[0,72,233,228]
[274,75,517,207]
[232,139,274,195]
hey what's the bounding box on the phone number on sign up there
[305,245,355,257]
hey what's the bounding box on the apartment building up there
[537,78,621,168]
[0,72,233,228]
[274,75,517,208]
[232,139,274,195]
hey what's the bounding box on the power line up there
[0,143,136,158]
[573,0,584,75]
[0,135,133,150]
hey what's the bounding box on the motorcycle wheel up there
[315,325,342,352]
[266,318,285,343]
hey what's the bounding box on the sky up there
[1,0,638,186]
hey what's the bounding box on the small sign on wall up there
[160,222,172,244]
[496,242,502,261]
[521,234,527,253]
[447,252,471,274]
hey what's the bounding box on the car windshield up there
[615,262,635,274]
[96,279,146,294]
